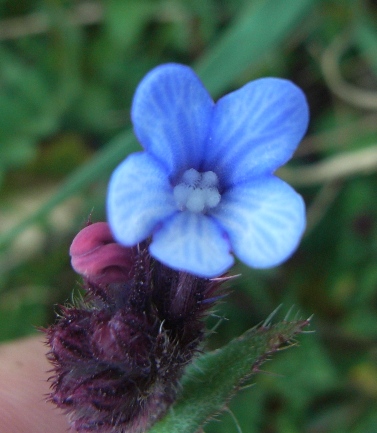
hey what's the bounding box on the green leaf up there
[149,317,310,433]
[105,0,156,49]
[0,136,37,169]
[0,45,58,136]
[196,0,317,96]
[354,19,377,76]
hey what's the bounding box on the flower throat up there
[173,168,221,213]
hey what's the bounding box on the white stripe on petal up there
[213,176,306,268]
[204,78,309,187]
[131,64,214,176]
[107,152,177,246]
[149,211,233,278]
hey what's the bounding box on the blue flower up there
[107,64,309,278]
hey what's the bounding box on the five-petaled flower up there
[107,64,309,277]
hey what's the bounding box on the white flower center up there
[173,168,221,213]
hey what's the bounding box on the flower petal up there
[212,176,305,268]
[204,78,309,187]
[107,152,177,246]
[149,212,234,277]
[131,63,214,176]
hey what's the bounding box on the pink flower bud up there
[70,222,135,284]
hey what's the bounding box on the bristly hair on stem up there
[45,222,228,433]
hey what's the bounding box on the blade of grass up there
[196,0,316,96]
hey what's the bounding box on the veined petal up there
[149,212,234,278]
[204,78,309,187]
[213,176,305,268]
[131,63,214,176]
[107,152,177,246]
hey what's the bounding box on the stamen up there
[201,171,218,188]
[173,169,221,213]
[182,168,201,186]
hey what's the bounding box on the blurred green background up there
[1,0,377,432]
